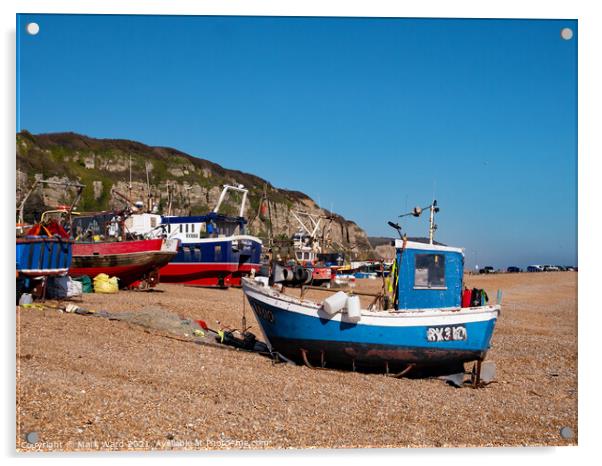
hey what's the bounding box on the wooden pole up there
[241,290,247,332]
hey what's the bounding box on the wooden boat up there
[243,240,499,373]
[16,179,179,289]
[242,202,500,375]
[70,238,179,288]
[69,210,179,288]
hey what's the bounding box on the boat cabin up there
[295,249,315,263]
[125,213,162,238]
[292,230,320,265]
[72,212,124,241]
[162,212,247,243]
[394,240,464,310]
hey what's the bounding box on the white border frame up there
[3,1,599,464]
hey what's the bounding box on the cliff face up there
[16,131,374,258]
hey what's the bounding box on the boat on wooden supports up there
[242,201,500,376]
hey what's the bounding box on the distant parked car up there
[506,266,521,273]
[543,265,560,272]
[527,265,544,272]
[479,266,495,274]
[566,266,576,272]
[556,265,567,271]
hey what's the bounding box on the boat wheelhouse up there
[291,230,319,265]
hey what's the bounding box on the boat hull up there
[70,239,178,288]
[243,278,499,371]
[16,236,73,277]
[267,337,485,372]
[160,235,262,288]
[160,262,240,288]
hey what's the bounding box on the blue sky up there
[16,15,577,268]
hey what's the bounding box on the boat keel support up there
[385,362,415,378]
[300,348,327,370]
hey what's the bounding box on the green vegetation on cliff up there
[16,131,373,253]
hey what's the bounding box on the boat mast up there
[185,185,192,216]
[429,200,438,244]
[166,182,173,217]
[145,162,154,212]
[399,199,439,244]
[17,179,85,225]
[128,154,132,200]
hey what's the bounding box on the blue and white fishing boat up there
[242,201,500,375]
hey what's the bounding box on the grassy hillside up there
[16,131,374,255]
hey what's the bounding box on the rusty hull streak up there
[343,345,485,365]
[269,337,485,373]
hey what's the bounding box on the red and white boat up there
[17,180,179,289]
[70,211,179,288]
[70,238,179,288]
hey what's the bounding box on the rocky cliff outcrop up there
[16,131,374,258]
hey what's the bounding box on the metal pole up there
[429,203,435,244]
[17,180,39,224]
[145,163,152,211]
[240,190,248,217]
[167,183,173,217]
[128,154,132,200]
[213,186,229,213]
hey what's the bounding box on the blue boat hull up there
[160,236,262,287]
[243,279,499,371]
[16,236,73,277]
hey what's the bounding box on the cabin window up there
[185,224,189,233]
[191,224,195,233]
[150,218,157,228]
[183,247,192,260]
[195,246,202,261]
[214,245,222,261]
[167,224,171,233]
[414,254,446,288]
